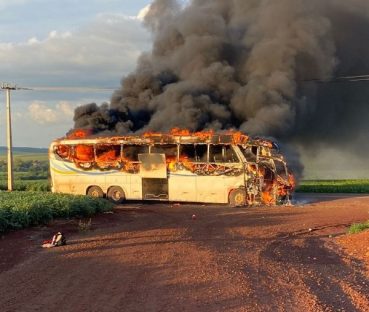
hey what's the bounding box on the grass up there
[348,221,369,234]
[0,191,113,233]
[0,180,50,192]
[0,172,49,180]
[0,172,48,181]
[296,180,369,193]
[0,153,49,162]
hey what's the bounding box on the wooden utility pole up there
[1,83,16,191]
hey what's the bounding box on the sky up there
[0,0,153,147]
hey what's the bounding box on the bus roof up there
[51,129,274,148]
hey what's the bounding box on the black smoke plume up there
[73,0,369,177]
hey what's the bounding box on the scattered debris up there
[78,218,92,232]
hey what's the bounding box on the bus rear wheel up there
[87,186,104,198]
[229,189,246,207]
[107,186,125,204]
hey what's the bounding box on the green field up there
[0,191,113,233]
[296,180,369,193]
[0,171,48,181]
[0,147,49,182]
[0,147,48,161]
[0,153,49,162]
[0,180,50,192]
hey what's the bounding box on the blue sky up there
[0,0,153,147]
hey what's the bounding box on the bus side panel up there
[103,173,142,200]
[168,173,197,202]
[196,175,245,204]
[128,175,142,200]
[50,159,108,195]
[52,175,77,194]
[223,175,246,201]
[105,174,129,198]
[53,173,108,195]
[77,174,107,194]
[196,176,226,204]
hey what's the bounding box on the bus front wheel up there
[107,186,125,204]
[229,189,246,207]
[87,186,104,198]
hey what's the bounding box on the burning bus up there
[49,129,295,206]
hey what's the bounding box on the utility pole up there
[1,83,16,191]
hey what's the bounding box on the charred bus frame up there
[49,131,294,206]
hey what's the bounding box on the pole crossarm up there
[1,82,17,90]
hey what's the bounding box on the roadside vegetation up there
[348,221,369,234]
[0,192,113,233]
[0,159,50,191]
[0,159,49,179]
[296,180,369,193]
[0,180,50,192]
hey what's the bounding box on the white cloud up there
[27,37,40,45]
[0,13,150,87]
[0,4,152,147]
[137,4,151,21]
[28,101,75,124]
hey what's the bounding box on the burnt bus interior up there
[54,142,243,175]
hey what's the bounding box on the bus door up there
[138,153,168,200]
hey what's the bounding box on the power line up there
[24,86,116,92]
[0,83,117,93]
[302,74,369,83]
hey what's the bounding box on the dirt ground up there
[1,194,369,312]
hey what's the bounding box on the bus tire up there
[107,186,125,204]
[229,189,246,207]
[87,186,104,198]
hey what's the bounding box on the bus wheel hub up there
[235,193,244,204]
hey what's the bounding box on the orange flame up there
[75,145,94,161]
[55,145,70,159]
[262,191,275,205]
[194,130,214,140]
[171,128,191,136]
[288,174,296,190]
[97,150,118,162]
[68,129,93,139]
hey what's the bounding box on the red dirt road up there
[1,194,369,312]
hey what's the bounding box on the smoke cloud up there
[73,0,369,177]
